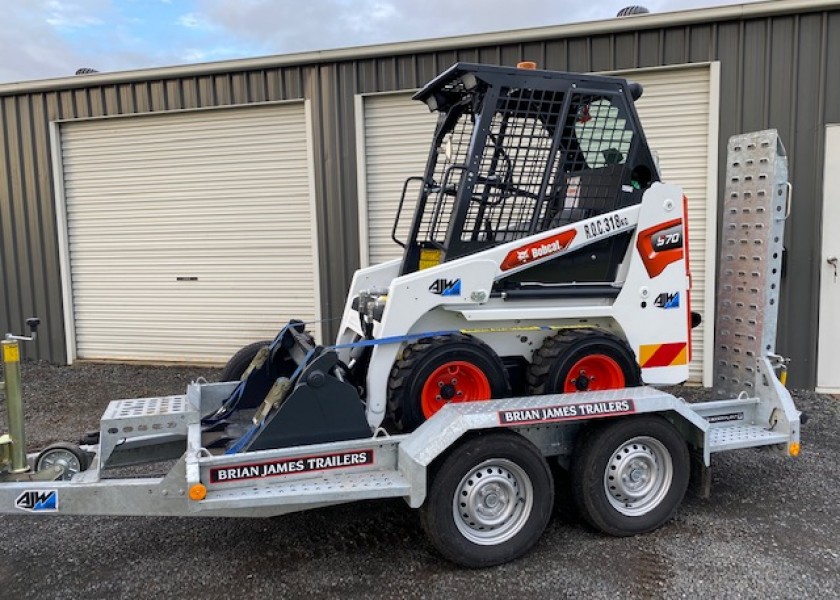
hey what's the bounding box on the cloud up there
[45,0,106,30]
[0,0,763,84]
[189,0,761,57]
[177,12,216,31]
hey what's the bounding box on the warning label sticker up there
[3,344,20,363]
[498,399,636,426]
[209,449,374,484]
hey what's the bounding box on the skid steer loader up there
[212,61,697,448]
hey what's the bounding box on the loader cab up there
[397,63,659,282]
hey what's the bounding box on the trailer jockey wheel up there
[387,334,509,431]
[35,443,90,481]
[526,329,641,395]
[420,432,553,567]
[571,416,689,536]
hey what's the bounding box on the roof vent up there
[617,6,650,17]
[75,67,99,75]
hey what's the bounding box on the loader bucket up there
[203,321,314,425]
[231,347,371,453]
[204,321,371,453]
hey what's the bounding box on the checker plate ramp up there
[99,395,197,466]
[707,424,789,453]
[713,130,789,397]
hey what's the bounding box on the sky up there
[0,0,765,84]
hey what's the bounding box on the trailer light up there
[789,442,800,457]
[189,483,207,501]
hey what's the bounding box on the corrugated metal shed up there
[1,0,838,388]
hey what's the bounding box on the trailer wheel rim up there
[421,361,492,418]
[37,449,82,481]
[604,436,673,516]
[452,458,534,545]
[564,354,625,392]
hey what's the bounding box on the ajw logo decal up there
[429,278,461,296]
[15,490,58,512]
[654,291,680,309]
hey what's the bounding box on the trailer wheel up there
[527,329,640,395]
[387,334,509,431]
[571,416,689,536]
[35,443,90,481]
[420,432,553,567]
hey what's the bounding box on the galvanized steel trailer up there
[0,130,800,567]
[0,358,800,567]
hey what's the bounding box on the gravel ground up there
[0,361,838,600]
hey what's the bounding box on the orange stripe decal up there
[640,342,688,368]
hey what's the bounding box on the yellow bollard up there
[2,339,29,473]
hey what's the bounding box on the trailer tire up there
[219,340,272,381]
[387,334,509,431]
[571,416,689,536]
[35,443,90,481]
[527,329,641,395]
[420,432,553,567]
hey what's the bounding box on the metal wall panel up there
[1,3,838,387]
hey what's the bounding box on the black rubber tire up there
[386,334,509,432]
[35,443,90,481]
[570,416,690,537]
[219,340,272,381]
[420,432,554,568]
[526,329,641,395]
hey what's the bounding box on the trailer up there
[0,64,800,568]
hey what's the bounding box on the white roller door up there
[58,103,319,363]
[357,92,439,266]
[358,64,717,383]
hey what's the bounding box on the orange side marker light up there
[189,483,207,501]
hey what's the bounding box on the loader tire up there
[387,334,509,432]
[220,340,271,381]
[526,329,640,395]
[570,416,689,536]
[420,432,553,567]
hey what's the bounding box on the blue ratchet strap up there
[328,329,457,351]
[326,324,564,351]
[204,327,290,426]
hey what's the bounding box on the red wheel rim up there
[421,361,492,418]
[563,354,625,392]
